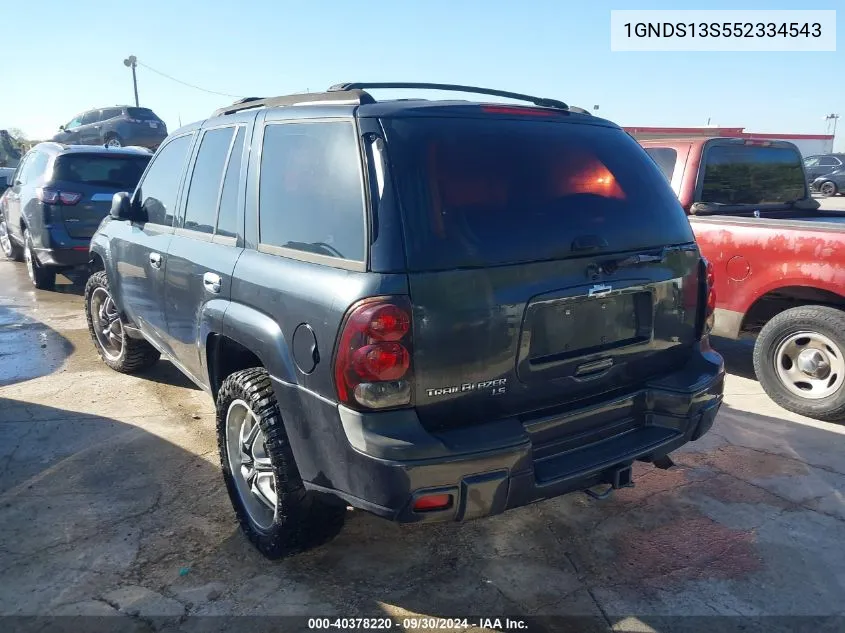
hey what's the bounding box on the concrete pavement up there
[1,254,844,632]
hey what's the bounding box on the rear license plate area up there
[529,291,653,364]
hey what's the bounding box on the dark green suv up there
[85,83,724,559]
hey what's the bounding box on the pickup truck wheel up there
[23,229,55,290]
[0,219,23,261]
[84,271,161,373]
[819,181,837,197]
[754,306,845,421]
[217,368,345,559]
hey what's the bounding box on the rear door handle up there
[149,252,162,269]
[203,272,221,294]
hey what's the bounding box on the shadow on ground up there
[711,337,756,381]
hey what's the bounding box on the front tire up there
[0,218,23,261]
[23,229,55,290]
[216,368,345,559]
[753,306,845,422]
[84,271,160,373]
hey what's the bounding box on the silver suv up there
[52,106,167,150]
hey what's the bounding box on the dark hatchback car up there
[0,143,151,289]
[52,106,167,150]
[811,169,845,197]
[85,83,724,559]
[803,153,845,185]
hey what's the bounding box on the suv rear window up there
[701,143,806,205]
[53,154,151,190]
[126,108,159,121]
[384,117,693,271]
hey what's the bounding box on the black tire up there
[753,305,845,422]
[84,270,161,373]
[104,134,123,148]
[0,217,23,261]
[23,229,55,290]
[819,181,837,197]
[216,367,345,559]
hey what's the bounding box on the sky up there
[1,0,842,150]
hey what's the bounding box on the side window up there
[818,156,839,166]
[66,116,83,130]
[81,111,101,126]
[259,122,365,262]
[182,127,235,234]
[216,127,245,238]
[137,134,193,226]
[644,147,677,181]
[101,108,122,120]
[20,152,49,184]
[13,153,32,184]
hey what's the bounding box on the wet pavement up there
[1,257,844,633]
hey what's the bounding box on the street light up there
[824,113,839,137]
[123,55,139,107]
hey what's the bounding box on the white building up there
[624,127,834,157]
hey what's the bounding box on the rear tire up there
[104,134,123,148]
[23,229,55,290]
[0,218,23,261]
[753,306,845,422]
[84,271,160,373]
[819,181,837,197]
[216,367,345,559]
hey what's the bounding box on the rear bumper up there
[31,226,91,268]
[274,344,724,524]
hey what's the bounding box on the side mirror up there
[59,125,65,131]
[110,192,133,220]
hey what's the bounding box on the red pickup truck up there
[639,136,845,421]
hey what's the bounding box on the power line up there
[136,61,243,99]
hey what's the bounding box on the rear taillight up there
[36,188,81,206]
[334,297,413,410]
[481,105,557,117]
[702,257,716,335]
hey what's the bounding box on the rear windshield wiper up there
[602,248,669,273]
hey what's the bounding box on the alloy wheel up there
[225,399,277,529]
[0,221,12,257]
[89,287,124,360]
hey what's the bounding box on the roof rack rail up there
[328,82,569,110]
[212,89,375,117]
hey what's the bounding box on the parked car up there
[0,143,151,289]
[811,169,845,197]
[0,166,14,192]
[85,83,723,559]
[51,106,167,150]
[0,130,22,168]
[640,136,845,421]
[803,153,845,184]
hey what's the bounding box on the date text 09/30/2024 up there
[308,617,529,630]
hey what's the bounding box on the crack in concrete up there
[586,588,612,627]
[0,423,38,478]
[707,432,845,478]
[588,470,720,533]
[0,488,163,564]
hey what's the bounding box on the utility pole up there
[123,55,139,107]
